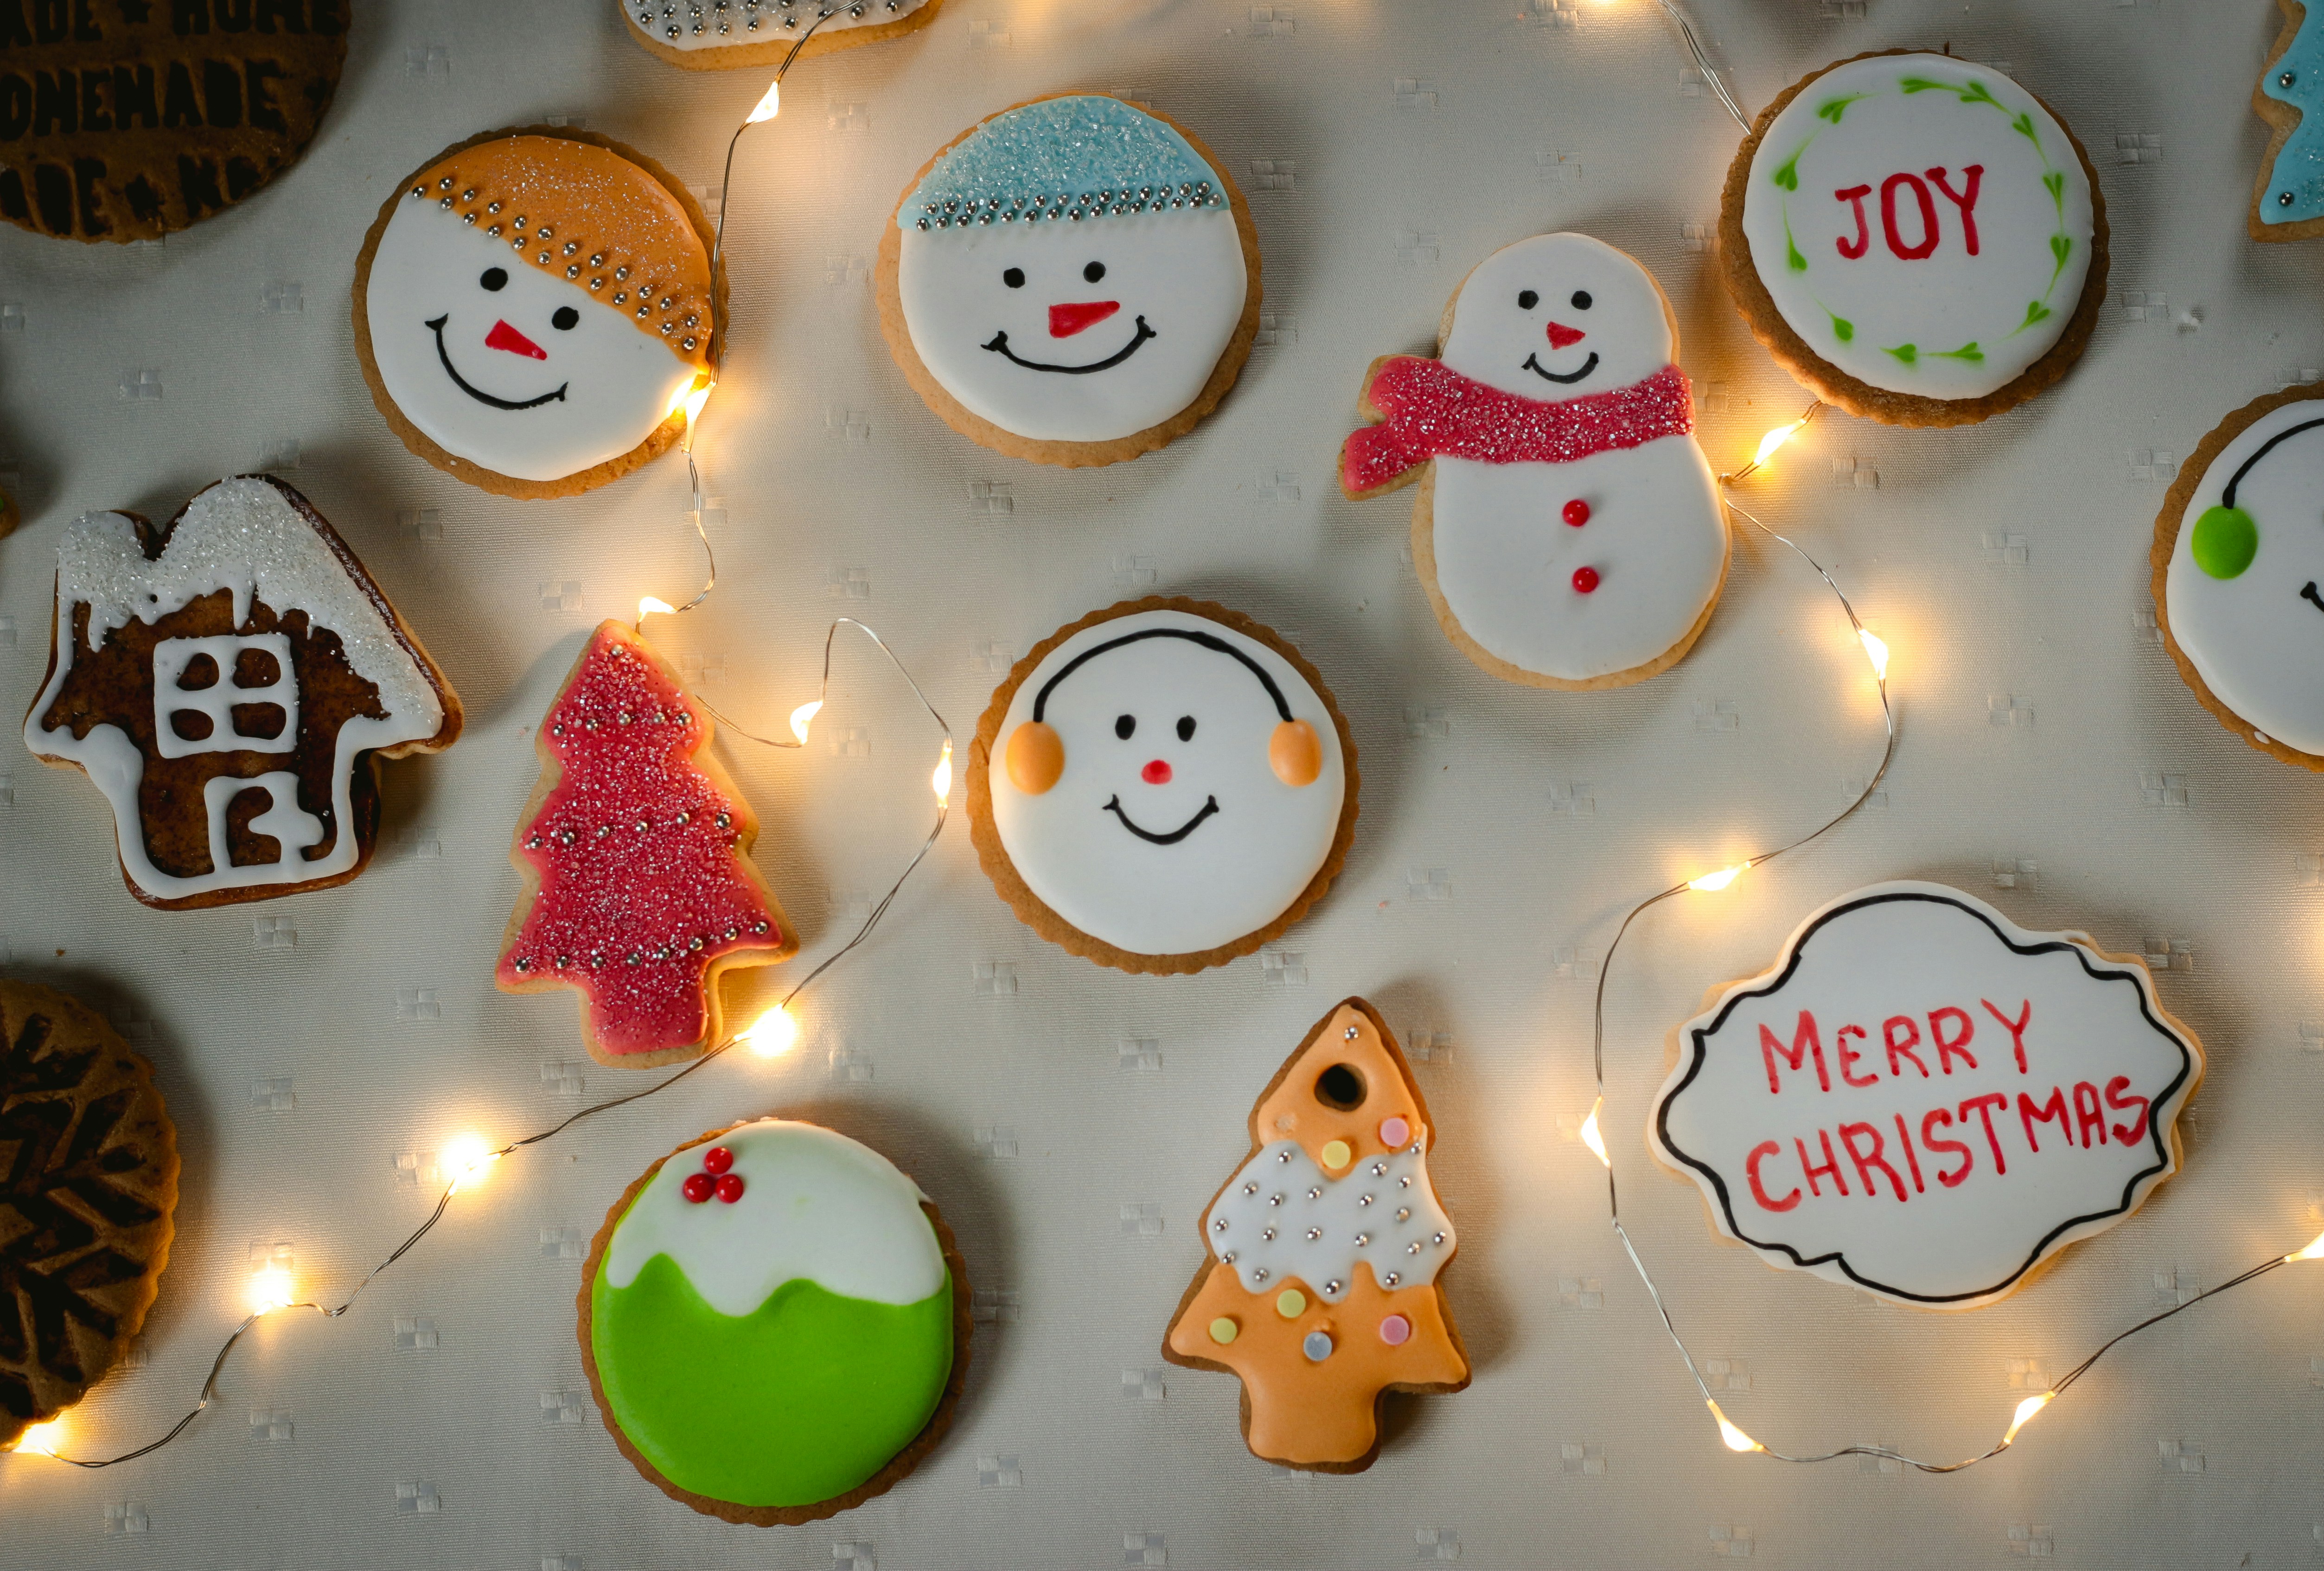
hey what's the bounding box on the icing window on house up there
[153,635,300,760]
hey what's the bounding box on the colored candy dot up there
[1379,1116,1411,1148]
[1379,1314,1412,1346]
[680,1172,715,1204]
[1563,498,1590,528]
[1572,566,1601,594]
[1320,1139,1352,1170]
[701,1146,734,1175]
[1208,1317,1239,1345]
[715,1174,746,1203]
[2191,505,2258,580]
[1276,1288,1307,1318]
[1302,1330,1334,1362]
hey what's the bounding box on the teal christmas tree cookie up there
[2251,0,2324,240]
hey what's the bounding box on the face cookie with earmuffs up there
[877,95,1263,467]
[1341,232,1729,689]
[968,599,1358,974]
[354,128,718,499]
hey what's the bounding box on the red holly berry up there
[715,1174,746,1204]
[1563,498,1590,527]
[681,1172,715,1204]
[702,1146,734,1176]
[1572,566,1601,594]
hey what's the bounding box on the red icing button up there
[681,1172,715,1204]
[1572,566,1601,594]
[715,1174,746,1203]
[1142,758,1173,784]
[1563,498,1590,528]
[702,1146,734,1176]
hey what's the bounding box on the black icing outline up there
[1521,349,1600,386]
[1652,887,2199,1307]
[1103,793,1220,844]
[983,315,1156,375]
[1030,627,1293,723]
[426,314,569,411]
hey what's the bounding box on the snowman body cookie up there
[969,599,1357,974]
[354,127,717,498]
[1342,233,1728,689]
[878,95,1262,467]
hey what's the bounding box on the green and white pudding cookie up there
[580,1119,969,1525]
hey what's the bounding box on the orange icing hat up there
[406,135,713,372]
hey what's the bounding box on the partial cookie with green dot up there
[2152,385,2324,769]
[1717,49,2107,427]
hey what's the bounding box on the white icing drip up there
[603,1120,946,1316]
[1203,1140,1453,1300]
[622,0,928,51]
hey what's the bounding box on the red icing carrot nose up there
[1545,321,1586,350]
[1049,300,1122,338]
[487,318,548,359]
[1141,758,1173,784]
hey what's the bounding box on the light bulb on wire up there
[248,1266,295,1316]
[789,700,822,744]
[738,1005,798,1058]
[2002,1391,2055,1445]
[13,1418,64,1457]
[1578,1097,1609,1167]
[1689,862,1750,893]
[1708,1399,1763,1453]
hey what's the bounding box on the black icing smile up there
[1103,793,1219,844]
[983,316,1157,374]
[1522,350,1600,386]
[426,315,569,410]
[2304,581,2324,615]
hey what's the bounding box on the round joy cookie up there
[1341,232,1728,689]
[2250,0,2324,240]
[876,94,1262,467]
[617,0,939,66]
[0,0,346,242]
[579,1118,969,1525]
[1719,51,2106,426]
[1649,883,2203,1310]
[2152,385,2324,766]
[968,598,1357,974]
[353,127,720,499]
[0,979,179,1448]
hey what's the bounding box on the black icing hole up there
[176,653,219,690]
[1314,1063,1366,1112]
[234,647,280,687]
[231,704,287,741]
[169,710,214,742]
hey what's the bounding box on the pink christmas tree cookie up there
[497,622,795,1067]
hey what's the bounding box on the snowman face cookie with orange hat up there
[1342,233,1729,690]
[354,128,719,499]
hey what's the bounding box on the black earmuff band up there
[2222,415,2324,507]
[1031,627,1295,723]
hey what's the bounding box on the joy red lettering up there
[1833,167,1985,261]
[1926,164,1983,254]
[1833,184,1873,259]
[1880,171,1940,259]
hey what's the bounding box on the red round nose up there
[1141,759,1173,784]
[1546,321,1586,350]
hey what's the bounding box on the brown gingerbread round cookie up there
[0,0,346,242]
[1717,50,2107,427]
[0,979,179,1449]
[615,0,940,68]
[351,126,725,500]
[578,1117,969,1526]
[969,596,1358,976]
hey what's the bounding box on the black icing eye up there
[1084,260,1106,284]
[480,267,508,291]
[1115,714,1136,739]
[1003,267,1026,288]
[551,305,579,331]
[1516,289,1538,310]
[1571,290,1593,310]
[1176,715,1195,742]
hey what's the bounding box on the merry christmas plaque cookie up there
[968,598,1357,975]
[580,1118,969,1524]
[1649,883,2202,1310]
[1342,232,1728,688]
[1720,51,2106,426]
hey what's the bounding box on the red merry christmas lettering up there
[1760,1011,1830,1094]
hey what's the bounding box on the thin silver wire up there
[1652,0,1753,133]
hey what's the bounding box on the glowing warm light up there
[738,1005,798,1058]
[1753,420,1807,469]
[441,1135,498,1192]
[747,78,782,123]
[2003,1391,2056,1445]
[931,738,954,808]
[13,1418,64,1457]
[683,381,714,429]
[789,699,823,744]
[1858,628,1890,682]
[638,596,676,623]
[1689,862,1750,893]
[1708,1399,1763,1453]
[2289,1228,2324,1263]
[1579,1097,1609,1167]
[248,1266,295,1316]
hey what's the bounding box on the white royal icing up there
[364,197,696,484]
[604,1120,947,1316]
[23,478,446,901]
[2164,395,2324,757]
[1429,234,1726,682]
[1739,53,2095,401]
[621,0,930,51]
[989,608,1346,958]
[1203,1138,1454,1302]
[1648,882,2202,1310]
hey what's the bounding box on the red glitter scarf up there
[1340,357,1695,496]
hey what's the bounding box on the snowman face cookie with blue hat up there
[877,95,1262,467]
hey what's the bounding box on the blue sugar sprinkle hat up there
[900,95,1227,231]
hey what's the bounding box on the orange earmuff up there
[1269,719,1322,787]
[1005,720,1065,794]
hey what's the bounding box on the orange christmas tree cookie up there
[1163,998,1468,1470]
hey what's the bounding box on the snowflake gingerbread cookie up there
[354,127,718,498]
[1342,232,1729,689]
[2251,0,2324,240]
[23,476,461,910]
[1164,999,1468,1471]
[497,622,795,1068]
